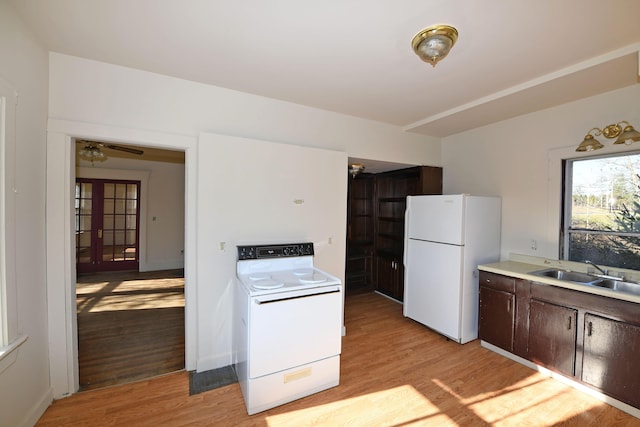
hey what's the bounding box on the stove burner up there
[293,268,314,276]
[248,273,271,281]
[252,279,284,290]
[298,273,328,284]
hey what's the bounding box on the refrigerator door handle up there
[403,204,410,267]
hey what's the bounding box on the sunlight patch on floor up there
[264,385,456,427]
[263,372,606,427]
[76,276,185,312]
[77,291,184,311]
[437,374,601,426]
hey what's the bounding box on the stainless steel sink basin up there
[530,268,640,297]
[529,268,601,284]
[593,279,640,296]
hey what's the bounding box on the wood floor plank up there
[38,291,640,426]
[76,269,185,391]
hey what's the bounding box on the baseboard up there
[480,340,640,420]
[374,291,402,304]
[139,259,184,272]
[21,386,53,427]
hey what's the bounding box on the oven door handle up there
[254,287,340,304]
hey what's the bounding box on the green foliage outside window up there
[567,155,640,270]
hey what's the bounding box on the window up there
[563,152,640,270]
[0,77,18,350]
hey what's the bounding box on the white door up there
[404,239,463,341]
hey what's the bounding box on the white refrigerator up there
[403,194,501,344]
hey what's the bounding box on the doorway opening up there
[74,140,186,391]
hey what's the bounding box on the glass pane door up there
[76,179,140,273]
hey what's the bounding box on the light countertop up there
[479,254,640,304]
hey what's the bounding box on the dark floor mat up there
[189,365,237,395]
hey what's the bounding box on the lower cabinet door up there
[527,299,577,376]
[479,286,515,352]
[376,255,402,301]
[582,313,640,408]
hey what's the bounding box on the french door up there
[75,179,141,273]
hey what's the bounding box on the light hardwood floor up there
[37,291,639,426]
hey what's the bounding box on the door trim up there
[46,119,198,398]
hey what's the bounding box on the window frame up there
[561,150,640,268]
[0,76,23,367]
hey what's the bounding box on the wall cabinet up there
[479,270,640,411]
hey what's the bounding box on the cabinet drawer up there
[479,271,516,293]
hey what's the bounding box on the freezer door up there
[406,195,464,245]
[403,239,463,341]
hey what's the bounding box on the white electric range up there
[233,242,343,415]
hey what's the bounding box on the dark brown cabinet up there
[479,272,516,352]
[528,299,577,376]
[373,166,442,301]
[582,313,640,408]
[375,253,403,300]
[346,174,374,292]
[479,270,640,411]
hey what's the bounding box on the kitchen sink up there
[593,279,640,296]
[530,268,640,297]
[529,268,601,284]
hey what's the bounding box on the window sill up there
[0,335,28,375]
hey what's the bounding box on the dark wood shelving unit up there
[346,174,375,293]
[345,165,442,300]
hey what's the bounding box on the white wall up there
[77,157,186,272]
[0,2,51,426]
[196,133,346,370]
[442,84,640,262]
[46,53,440,395]
[49,53,441,165]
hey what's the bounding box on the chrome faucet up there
[585,260,607,275]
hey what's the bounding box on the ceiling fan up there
[76,140,144,163]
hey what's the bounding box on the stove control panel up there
[237,243,314,260]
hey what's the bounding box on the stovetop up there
[236,243,340,296]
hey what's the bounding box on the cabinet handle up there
[507,299,511,313]
[587,321,593,336]
[567,316,572,330]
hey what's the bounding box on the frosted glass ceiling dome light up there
[412,24,458,67]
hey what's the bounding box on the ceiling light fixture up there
[349,163,365,178]
[411,24,458,67]
[78,142,107,164]
[576,121,640,152]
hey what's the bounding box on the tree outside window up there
[564,152,640,270]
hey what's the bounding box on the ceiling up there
[10,0,640,141]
